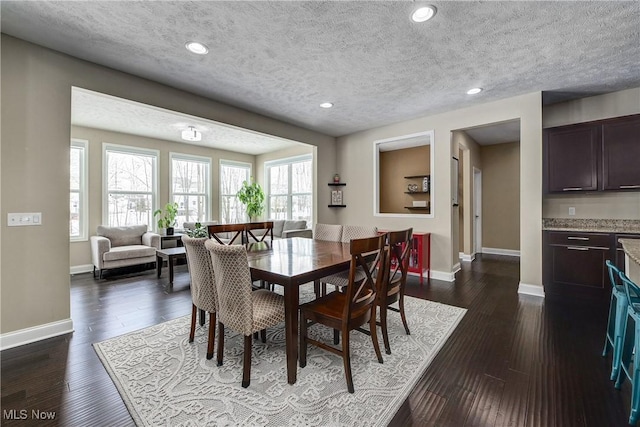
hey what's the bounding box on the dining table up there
[246,237,352,384]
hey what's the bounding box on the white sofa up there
[90,225,160,279]
[252,219,312,240]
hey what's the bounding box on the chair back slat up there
[620,271,640,313]
[385,229,413,295]
[246,221,274,243]
[208,223,245,245]
[344,234,387,320]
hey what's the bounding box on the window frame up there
[169,152,211,225]
[70,139,89,242]
[219,159,252,224]
[102,143,159,230]
[264,154,313,222]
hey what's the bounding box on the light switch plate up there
[8,212,42,226]
[568,207,576,216]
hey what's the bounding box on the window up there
[70,139,88,241]
[170,153,210,226]
[103,144,158,228]
[220,160,251,224]
[266,155,312,223]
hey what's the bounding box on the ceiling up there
[2,1,639,143]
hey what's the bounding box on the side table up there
[156,247,187,285]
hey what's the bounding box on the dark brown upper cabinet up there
[544,114,640,193]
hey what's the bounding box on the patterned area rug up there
[94,288,466,426]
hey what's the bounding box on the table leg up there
[284,285,299,384]
[168,255,174,285]
[156,254,162,278]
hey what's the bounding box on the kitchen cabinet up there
[543,231,613,301]
[544,114,640,193]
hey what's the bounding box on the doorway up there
[473,167,482,254]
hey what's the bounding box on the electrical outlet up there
[568,207,576,216]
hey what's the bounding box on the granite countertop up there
[543,218,640,233]
[620,239,640,266]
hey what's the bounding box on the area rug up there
[94,289,466,426]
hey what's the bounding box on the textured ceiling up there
[2,1,639,139]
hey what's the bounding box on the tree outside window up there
[220,161,250,224]
[171,154,210,227]
[266,156,312,223]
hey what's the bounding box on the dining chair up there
[313,223,343,242]
[246,221,274,243]
[182,235,218,360]
[603,260,629,381]
[616,270,640,426]
[204,240,285,388]
[208,223,245,245]
[299,234,387,393]
[377,228,413,355]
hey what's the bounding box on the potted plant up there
[186,222,208,238]
[154,202,179,235]
[236,179,265,222]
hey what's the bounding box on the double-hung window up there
[103,144,158,228]
[220,160,251,224]
[170,153,210,226]
[70,139,88,241]
[266,155,312,223]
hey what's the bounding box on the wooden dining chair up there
[182,235,218,360]
[299,234,387,393]
[204,241,285,388]
[377,228,413,355]
[208,223,245,245]
[246,221,274,243]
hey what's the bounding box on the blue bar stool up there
[616,270,640,426]
[603,260,629,380]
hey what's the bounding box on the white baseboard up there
[460,253,475,262]
[452,262,461,274]
[518,282,545,298]
[481,247,520,257]
[70,264,94,275]
[1,319,74,351]
[407,269,455,282]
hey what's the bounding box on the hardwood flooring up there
[1,255,632,426]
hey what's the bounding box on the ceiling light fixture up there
[411,5,437,22]
[467,87,483,95]
[181,126,202,141]
[319,102,333,109]
[185,41,209,55]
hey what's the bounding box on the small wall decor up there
[423,176,430,192]
[333,173,340,183]
[407,183,419,192]
[331,190,343,205]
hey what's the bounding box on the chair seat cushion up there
[321,268,366,288]
[251,289,285,332]
[103,245,157,262]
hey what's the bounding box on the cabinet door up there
[545,124,599,192]
[602,115,640,191]
[550,245,609,289]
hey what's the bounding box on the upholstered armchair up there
[90,225,160,279]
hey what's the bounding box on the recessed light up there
[467,88,483,95]
[411,5,437,22]
[320,102,333,109]
[185,41,209,55]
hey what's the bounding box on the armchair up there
[91,225,160,279]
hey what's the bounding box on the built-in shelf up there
[328,182,346,186]
[404,174,430,179]
[404,191,429,194]
[404,207,430,210]
[328,204,346,208]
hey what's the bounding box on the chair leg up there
[99,269,104,279]
[93,266,97,278]
[260,329,266,344]
[242,335,252,388]
[299,313,308,368]
[370,307,384,363]
[217,323,225,366]
[399,292,411,335]
[380,304,391,355]
[207,312,216,360]
[616,315,634,389]
[612,296,628,380]
[630,322,640,425]
[604,296,616,357]
[189,304,197,343]
[314,281,321,299]
[333,329,340,345]
[342,328,354,393]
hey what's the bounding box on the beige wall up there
[379,145,431,214]
[542,87,640,220]
[1,35,335,336]
[69,126,257,268]
[480,142,520,251]
[335,92,542,285]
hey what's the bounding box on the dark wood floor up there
[1,255,632,426]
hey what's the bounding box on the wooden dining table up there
[246,237,352,384]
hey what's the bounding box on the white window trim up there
[219,159,252,223]
[70,139,89,242]
[170,152,211,223]
[102,143,159,230]
[265,154,313,221]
